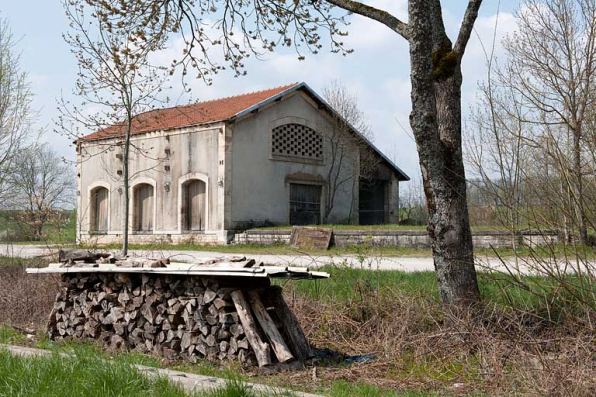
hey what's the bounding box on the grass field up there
[4,255,596,395]
[87,240,596,260]
[0,348,192,397]
[0,345,301,397]
[0,210,76,244]
[6,209,594,261]
[0,325,447,397]
[103,241,436,257]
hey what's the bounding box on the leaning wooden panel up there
[230,290,272,367]
[247,290,294,363]
[264,285,313,361]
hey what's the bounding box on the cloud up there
[344,0,408,49]
[20,0,518,179]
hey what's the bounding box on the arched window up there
[182,180,206,231]
[90,187,109,232]
[133,183,154,232]
[271,123,323,161]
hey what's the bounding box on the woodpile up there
[47,271,312,367]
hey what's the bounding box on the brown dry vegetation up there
[2,256,596,396]
[0,257,60,330]
[288,292,596,396]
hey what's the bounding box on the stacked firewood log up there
[47,271,312,367]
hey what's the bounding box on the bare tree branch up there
[324,0,409,39]
[454,0,483,58]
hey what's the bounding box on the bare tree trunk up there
[122,120,131,256]
[408,1,480,307]
[560,180,572,244]
[572,129,588,245]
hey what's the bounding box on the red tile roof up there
[80,83,299,141]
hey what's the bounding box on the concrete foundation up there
[233,229,561,249]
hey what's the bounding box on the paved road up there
[3,243,590,275]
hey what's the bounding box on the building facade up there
[76,83,409,245]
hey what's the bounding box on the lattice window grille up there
[271,124,323,160]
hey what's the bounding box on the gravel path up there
[4,243,591,275]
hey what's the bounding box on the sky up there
[1,0,520,182]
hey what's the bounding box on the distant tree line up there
[0,17,75,242]
[466,0,596,245]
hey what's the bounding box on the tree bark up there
[407,0,481,307]
[572,128,588,245]
[323,0,482,307]
[122,117,132,256]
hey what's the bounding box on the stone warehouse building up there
[76,83,409,245]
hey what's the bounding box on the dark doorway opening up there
[359,181,386,225]
[289,183,322,225]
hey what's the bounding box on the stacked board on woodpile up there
[31,251,325,367]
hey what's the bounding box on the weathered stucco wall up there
[78,125,223,242]
[229,92,359,229]
[76,89,403,245]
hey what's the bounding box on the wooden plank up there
[230,290,272,367]
[265,285,313,361]
[289,226,332,250]
[27,264,330,279]
[247,290,294,363]
[58,249,110,263]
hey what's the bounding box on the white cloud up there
[14,0,519,179]
[344,0,408,48]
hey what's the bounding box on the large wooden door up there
[185,180,206,231]
[289,183,322,225]
[91,187,108,232]
[134,184,154,232]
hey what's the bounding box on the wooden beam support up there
[247,290,294,363]
[265,285,313,361]
[230,290,272,367]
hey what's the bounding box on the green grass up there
[0,210,76,245]
[0,255,48,268]
[80,240,596,260]
[278,265,439,302]
[0,328,461,397]
[3,255,593,396]
[278,264,596,315]
[0,349,190,397]
[0,326,26,345]
[0,347,300,397]
[120,242,436,257]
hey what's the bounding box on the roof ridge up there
[79,82,302,141]
[154,82,299,113]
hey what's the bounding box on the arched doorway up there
[182,180,206,231]
[90,187,109,232]
[133,183,154,232]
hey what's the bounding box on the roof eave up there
[78,119,227,144]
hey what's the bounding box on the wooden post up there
[266,285,313,360]
[230,290,272,367]
[247,290,294,363]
